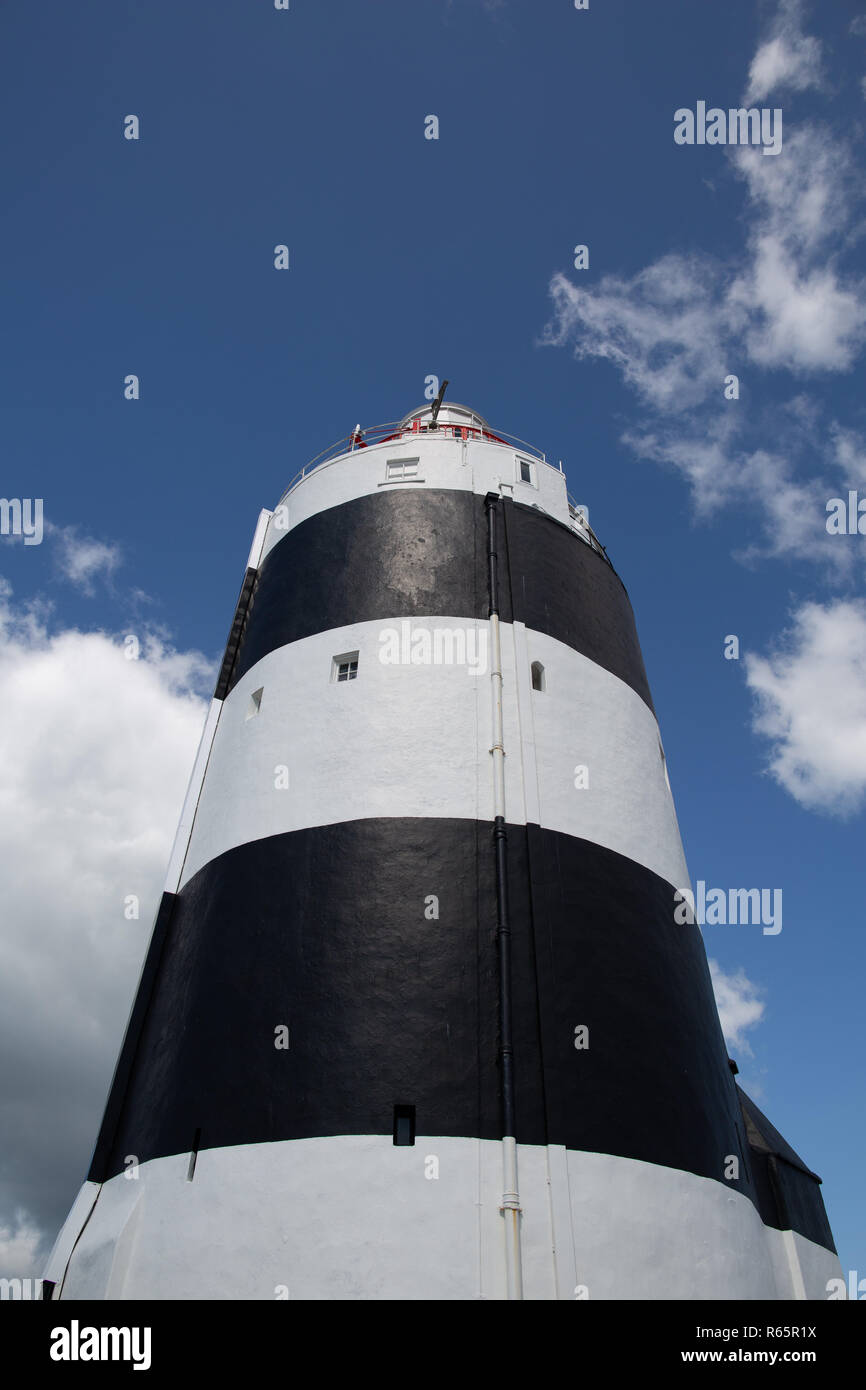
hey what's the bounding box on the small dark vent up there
[393,1105,416,1147]
[187,1127,202,1182]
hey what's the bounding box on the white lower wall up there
[559,1148,841,1301]
[50,1138,840,1301]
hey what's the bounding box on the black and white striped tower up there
[46,400,841,1300]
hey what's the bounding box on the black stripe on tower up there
[86,821,834,1252]
[227,492,655,711]
[89,891,177,1178]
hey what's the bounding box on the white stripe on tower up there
[176,620,688,893]
[45,1140,842,1300]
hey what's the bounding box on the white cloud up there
[544,255,729,414]
[621,412,858,573]
[728,234,866,372]
[729,125,854,254]
[744,599,866,813]
[743,0,824,104]
[621,412,743,517]
[542,2,866,564]
[709,959,766,1053]
[0,1213,44,1281]
[731,447,843,567]
[831,423,866,484]
[544,127,866,405]
[724,125,866,373]
[48,524,122,594]
[0,581,213,1272]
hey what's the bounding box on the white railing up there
[273,418,613,568]
[276,416,549,507]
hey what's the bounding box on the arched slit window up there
[531,661,545,692]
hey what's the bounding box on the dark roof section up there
[736,1084,836,1253]
[737,1086,821,1181]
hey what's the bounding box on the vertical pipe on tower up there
[485,493,523,1300]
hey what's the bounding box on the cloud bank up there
[0,582,211,1274]
[543,0,866,815]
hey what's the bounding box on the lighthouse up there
[45,399,840,1299]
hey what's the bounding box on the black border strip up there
[84,823,834,1253]
[214,567,258,701]
[87,891,178,1181]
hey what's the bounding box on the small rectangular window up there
[516,456,537,487]
[386,459,419,481]
[332,651,359,682]
[393,1104,416,1146]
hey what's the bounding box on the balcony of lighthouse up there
[264,404,611,566]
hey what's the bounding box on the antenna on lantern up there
[429,378,449,428]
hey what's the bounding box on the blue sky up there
[1,0,864,1286]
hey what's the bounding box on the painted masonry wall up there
[177,620,688,892]
[259,432,575,562]
[46,417,842,1299]
[48,1143,841,1301]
